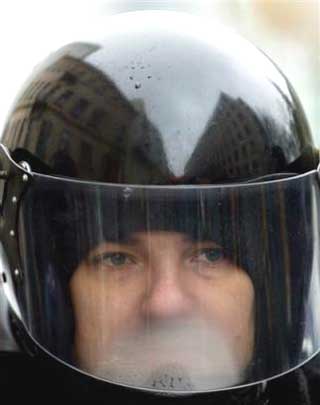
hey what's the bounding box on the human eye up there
[89,251,137,269]
[190,247,225,266]
[187,246,229,278]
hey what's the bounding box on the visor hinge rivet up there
[22,174,28,182]
[9,230,15,237]
[0,170,9,179]
[12,196,17,204]
[14,269,20,278]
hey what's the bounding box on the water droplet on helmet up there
[123,187,132,199]
[135,82,141,89]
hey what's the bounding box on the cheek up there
[200,272,255,360]
[70,271,147,368]
[219,276,254,329]
[69,272,144,339]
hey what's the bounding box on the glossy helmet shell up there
[0,11,317,185]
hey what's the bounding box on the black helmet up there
[0,9,319,402]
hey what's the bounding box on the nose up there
[141,259,193,321]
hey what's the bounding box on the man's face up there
[69,231,255,391]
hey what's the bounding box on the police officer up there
[0,10,319,404]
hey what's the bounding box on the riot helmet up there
[0,10,319,399]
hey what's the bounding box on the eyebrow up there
[107,233,214,247]
[129,233,194,243]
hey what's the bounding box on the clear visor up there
[13,170,320,394]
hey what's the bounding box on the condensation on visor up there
[12,170,320,395]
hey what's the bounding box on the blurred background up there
[0,0,319,349]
